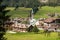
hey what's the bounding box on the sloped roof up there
[44,17,56,23]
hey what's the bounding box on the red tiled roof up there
[44,18,56,23]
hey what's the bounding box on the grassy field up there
[6,6,60,19]
[5,32,60,40]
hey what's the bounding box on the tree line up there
[1,0,60,8]
[0,0,10,40]
[2,0,40,8]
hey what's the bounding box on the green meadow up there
[6,6,60,19]
[5,32,60,40]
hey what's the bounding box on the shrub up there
[32,25,39,33]
[27,25,34,32]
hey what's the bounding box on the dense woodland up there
[1,0,60,8]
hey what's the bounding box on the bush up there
[32,25,39,33]
[27,25,34,32]
[27,25,39,33]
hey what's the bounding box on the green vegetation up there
[32,26,39,33]
[0,1,10,40]
[2,0,40,7]
[6,6,60,19]
[2,0,60,7]
[6,7,31,18]
[27,25,34,32]
[5,32,60,40]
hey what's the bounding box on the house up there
[35,17,60,31]
[44,17,56,24]
[10,18,29,32]
[12,23,28,32]
[5,17,30,32]
[43,18,60,31]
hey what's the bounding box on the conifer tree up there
[0,0,10,40]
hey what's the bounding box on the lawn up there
[5,32,60,40]
[6,6,60,19]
